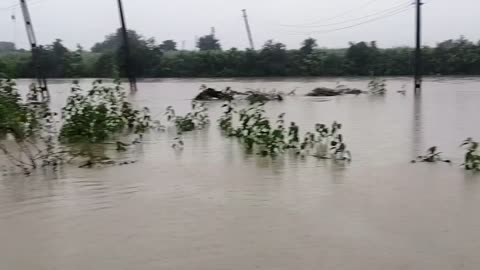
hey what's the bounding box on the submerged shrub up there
[0,79,66,173]
[165,101,210,149]
[60,80,151,144]
[368,77,387,95]
[217,102,352,159]
[165,101,209,133]
[411,146,451,164]
[0,79,38,140]
[461,138,480,171]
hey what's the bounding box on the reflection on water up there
[1,77,480,270]
[412,94,423,157]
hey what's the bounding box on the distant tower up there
[242,9,255,50]
[181,40,186,51]
[211,27,216,37]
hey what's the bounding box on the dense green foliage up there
[0,79,154,173]
[60,80,151,143]
[197,34,221,51]
[0,79,60,172]
[0,79,37,140]
[1,30,480,78]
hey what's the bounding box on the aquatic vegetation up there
[172,133,184,150]
[59,80,153,167]
[368,77,387,95]
[165,101,209,149]
[217,102,351,159]
[0,79,158,174]
[461,138,480,171]
[0,79,36,137]
[218,102,235,135]
[165,101,209,133]
[0,79,66,173]
[411,146,451,163]
[60,80,151,143]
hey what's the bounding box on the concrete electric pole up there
[117,0,137,92]
[414,0,423,95]
[242,9,255,50]
[19,0,49,100]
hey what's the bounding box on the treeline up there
[1,29,480,78]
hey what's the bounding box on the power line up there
[281,1,412,28]
[281,0,410,27]
[282,5,414,35]
[0,0,47,11]
[282,0,381,26]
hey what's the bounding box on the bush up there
[60,80,151,144]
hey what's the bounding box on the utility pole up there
[414,0,423,95]
[242,9,255,50]
[19,0,49,100]
[117,0,137,92]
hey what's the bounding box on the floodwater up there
[1,77,480,270]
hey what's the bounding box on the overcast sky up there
[0,0,478,50]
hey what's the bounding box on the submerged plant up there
[461,138,480,171]
[58,80,153,167]
[164,102,209,149]
[60,80,150,143]
[368,77,387,95]
[411,146,451,164]
[287,122,299,148]
[0,79,70,173]
[218,101,235,135]
[172,132,184,150]
[165,101,209,133]
[309,121,351,160]
[217,102,352,159]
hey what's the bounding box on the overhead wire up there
[281,0,382,27]
[0,0,48,11]
[281,0,413,28]
[281,4,414,35]
[281,0,411,27]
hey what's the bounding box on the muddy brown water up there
[1,77,480,270]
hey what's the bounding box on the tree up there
[91,29,163,77]
[300,38,317,55]
[159,40,177,52]
[258,40,288,76]
[92,29,140,53]
[94,52,115,78]
[2,33,480,78]
[65,45,85,77]
[345,41,381,75]
[197,35,221,51]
